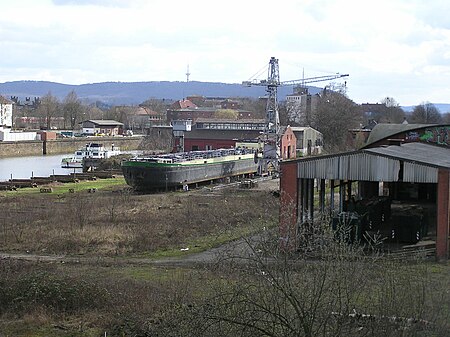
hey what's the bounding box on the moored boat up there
[61,143,121,168]
[121,148,259,191]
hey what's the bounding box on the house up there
[171,99,197,109]
[167,97,257,123]
[280,126,297,160]
[166,105,217,123]
[128,106,165,131]
[81,120,124,136]
[290,126,323,156]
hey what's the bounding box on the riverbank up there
[0,135,144,157]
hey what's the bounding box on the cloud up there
[0,0,449,105]
[52,0,131,7]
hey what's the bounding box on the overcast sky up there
[1,0,449,106]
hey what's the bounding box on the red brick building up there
[281,126,297,160]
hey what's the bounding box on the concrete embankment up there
[0,136,144,157]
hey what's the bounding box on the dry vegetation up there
[0,183,279,256]
[0,180,448,336]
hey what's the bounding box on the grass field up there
[0,178,448,336]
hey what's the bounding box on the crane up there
[243,57,348,172]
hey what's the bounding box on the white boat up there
[61,143,121,168]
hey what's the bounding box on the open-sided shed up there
[280,138,450,261]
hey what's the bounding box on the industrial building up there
[280,124,450,260]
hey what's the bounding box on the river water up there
[0,154,82,181]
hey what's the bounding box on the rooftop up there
[364,123,437,147]
[82,120,124,126]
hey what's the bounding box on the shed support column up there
[301,178,307,223]
[319,179,326,214]
[339,181,345,212]
[308,179,314,222]
[437,169,450,261]
[330,180,335,215]
[347,180,352,202]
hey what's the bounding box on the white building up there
[285,88,319,126]
[0,96,13,128]
[0,95,38,141]
[0,128,38,141]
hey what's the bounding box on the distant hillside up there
[0,80,322,106]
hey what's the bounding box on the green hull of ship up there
[122,157,258,191]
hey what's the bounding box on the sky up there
[1,0,449,106]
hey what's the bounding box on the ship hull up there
[122,157,258,191]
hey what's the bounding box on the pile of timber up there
[386,241,436,260]
[69,171,118,180]
[70,173,97,181]
[50,175,79,183]
[0,182,16,191]
[0,170,122,190]
[12,178,38,187]
[31,176,56,184]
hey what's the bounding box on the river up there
[0,154,82,181]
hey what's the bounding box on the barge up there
[121,148,259,191]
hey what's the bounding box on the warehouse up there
[280,124,450,261]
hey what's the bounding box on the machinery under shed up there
[280,124,450,260]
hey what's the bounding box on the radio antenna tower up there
[186,64,191,82]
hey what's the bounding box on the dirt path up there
[0,177,279,267]
[0,233,264,267]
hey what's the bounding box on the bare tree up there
[85,105,104,120]
[37,92,59,130]
[154,222,441,337]
[410,102,442,124]
[441,112,450,124]
[63,90,83,130]
[239,97,267,119]
[379,97,405,123]
[140,98,168,112]
[312,91,361,153]
[359,97,405,125]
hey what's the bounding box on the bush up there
[0,263,110,315]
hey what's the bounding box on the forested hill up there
[0,80,321,105]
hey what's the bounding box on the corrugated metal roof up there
[403,162,438,183]
[294,142,449,183]
[364,123,437,146]
[365,142,450,168]
[297,152,401,181]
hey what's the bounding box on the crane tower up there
[243,57,349,172]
